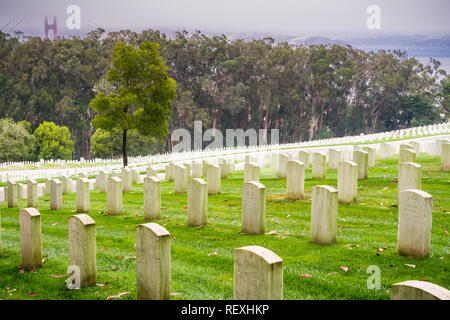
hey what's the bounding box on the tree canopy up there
[90,40,177,166]
[33,121,74,160]
[0,29,448,159]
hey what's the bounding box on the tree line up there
[0,29,448,160]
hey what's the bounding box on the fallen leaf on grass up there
[51,222,58,226]
[106,292,130,300]
[28,293,39,297]
[340,266,349,272]
[208,251,218,256]
[170,292,179,296]
[326,272,338,277]
[300,274,312,278]
[405,264,416,268]
[266,230,278,235]
[50,273,70,278]
[96,281,110,287]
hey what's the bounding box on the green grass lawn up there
[0,154,448,300]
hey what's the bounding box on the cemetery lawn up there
[0,154,448,300]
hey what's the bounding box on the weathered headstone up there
[96,170,108,193]
[146,165,158,177]
[27,179,39,208]
[398,189,432,259]
[136,223,171,300]
[277,153,290,178]
[310,185,338,245]
[337,161,358,204]
[399,148,416,163]
[312,152,326,179]
[76,178,90,213]
[207,164,221,195]
[50,179,62,210]
[362,146,376,168]
[441,142,450,171]
[391,280,450,300]
[234,246,283,300]
[328,148,340,170]
[244,162,261,183]
[202,160,209,177]
[191,160,203,178]
[68,214,96,288]
[241,181,266,235]
[219,158,229,178]
[174,164,188,193]
[121,167,132,192]
[44,178,51,196]
[353,150,368,180]
[7,181,18,208]
[188,178,208,227]
[20,208,42,269]
[398,162,422,195]
[144,176,161,220]
[107,177,122,215]
[298,150,310,168]
[286,160,304,200]
[61,175,72,194]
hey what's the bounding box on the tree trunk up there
[122,129,128,167]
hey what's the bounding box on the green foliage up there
[0,118,35,162]
[91,128,158,158]
[33,121,74,160]
[0,29,447,156]
[18,120,32,134]
[90,40,177,165]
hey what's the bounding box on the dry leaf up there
[208,251,218,256]
[340,266,349,272]
[28,293,39,297]
[50,273,70,278]
[405,264,416,268]
[106,292,130,300]
[266,230,277,235]
[300,274,312,278]
[326,272,338,277]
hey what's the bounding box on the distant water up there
[354,45,450,74]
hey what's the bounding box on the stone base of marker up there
[310,185,338,245]
[68,214,96,288]
[188,178,208,227]
[144,176,161,220]
[241,181,266,235]
[234,246,283,300]
[136,223,171,300]
[20,208,42,270]
[398,189,432,259]
[286,160,304,200]
[390,280,450,300]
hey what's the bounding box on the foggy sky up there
[1,0,449,37]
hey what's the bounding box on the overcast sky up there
[1,0,449,37]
